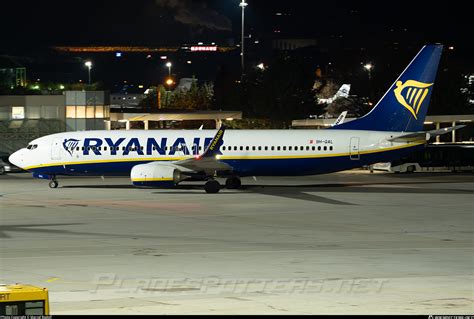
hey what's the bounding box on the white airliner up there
[317,84,351,105]
[9,45,464,193]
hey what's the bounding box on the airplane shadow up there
[61,178,474,206]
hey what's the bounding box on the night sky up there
[0,0,471,53]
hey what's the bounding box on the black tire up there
[0,166,5,175]
[205,180,220,194]
[49,180,59,189]
[406,165,416,174]
[225,177,242,189]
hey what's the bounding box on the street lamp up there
[364,63,373,80]
[165,78,174,87]
[84,61,93,85]
[364,63,374,102]
[239,0,248,76]
[166,62,172,76]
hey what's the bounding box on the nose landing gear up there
[49,178,58,189]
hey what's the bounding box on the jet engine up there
[131,162,177,188]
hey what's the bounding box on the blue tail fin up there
[332,45,443,132]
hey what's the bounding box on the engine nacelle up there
[131,163,177,188]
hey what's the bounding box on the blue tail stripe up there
[332,45,443,132]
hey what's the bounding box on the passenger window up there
[277,146,281,151]
[330,146,333,151]
[318,146,321,151]
[240,146,244,151]
[289,146,292,151]
[306,146,310,151]
[76,147,80,151]
[283,146,287,151]
[271,146,275,151]
[252,146,256,151]
[324,146,327,151]
[246,146,250,151]
[312,146,316,151]
[258,146,262,151]
[265,146,268,151]
[223,146,226,151]
[234,146,238,151]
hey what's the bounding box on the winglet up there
[202,125,226,158]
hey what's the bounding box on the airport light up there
[364,63,374,102]
[256,63,265,71]
[84,61,93,85]
[364,63,373,79]
[165,78,174,87]
[239,0,248,76]
[166,62,172,76]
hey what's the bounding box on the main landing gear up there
[225,177,242,189]
[204,180,221,194]
[204,177,242,194]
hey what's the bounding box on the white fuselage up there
[10,129,424,178]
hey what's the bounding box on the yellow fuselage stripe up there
[132,178,174,182]
[24,143,424,171]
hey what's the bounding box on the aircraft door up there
[350,137,360,160]
[51,138,62,160]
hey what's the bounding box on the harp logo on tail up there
[394,80,433,119]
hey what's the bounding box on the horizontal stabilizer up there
[387,125,466,142]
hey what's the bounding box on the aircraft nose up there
[9,150,24,169]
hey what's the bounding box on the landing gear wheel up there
[406,165,416,174]
[205,180,221,194]
[225,177,242,189]
[49,180,59,189]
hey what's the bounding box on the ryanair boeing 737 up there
[9,45,464,193]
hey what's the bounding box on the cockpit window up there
[27,144,38,150]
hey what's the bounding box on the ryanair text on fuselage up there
[63,137,216,157]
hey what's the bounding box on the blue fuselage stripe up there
[28,145,424,177]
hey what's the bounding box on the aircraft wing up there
[173,125,233,174]
[387,125,466,142]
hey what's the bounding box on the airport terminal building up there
[0,91,110,154]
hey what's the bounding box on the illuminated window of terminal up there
[11,106,25,119]
[95,105,104,118]
[66,106,76,118]
[76,106,86,118]
[86,106,95,118]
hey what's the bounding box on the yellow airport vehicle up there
[0,284,50,315]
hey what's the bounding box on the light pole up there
[364,63,373,80]
[364,63,373,102]
[239,0,248,76]
[84,61,93,85]
[166,62,172,77]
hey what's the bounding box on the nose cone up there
[9,150,24,169]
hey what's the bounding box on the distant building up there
[0,67,27,88]
[110,93,146,110]
[0,91,111,153]
[273,38,318,51]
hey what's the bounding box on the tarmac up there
[0,171,473,314]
